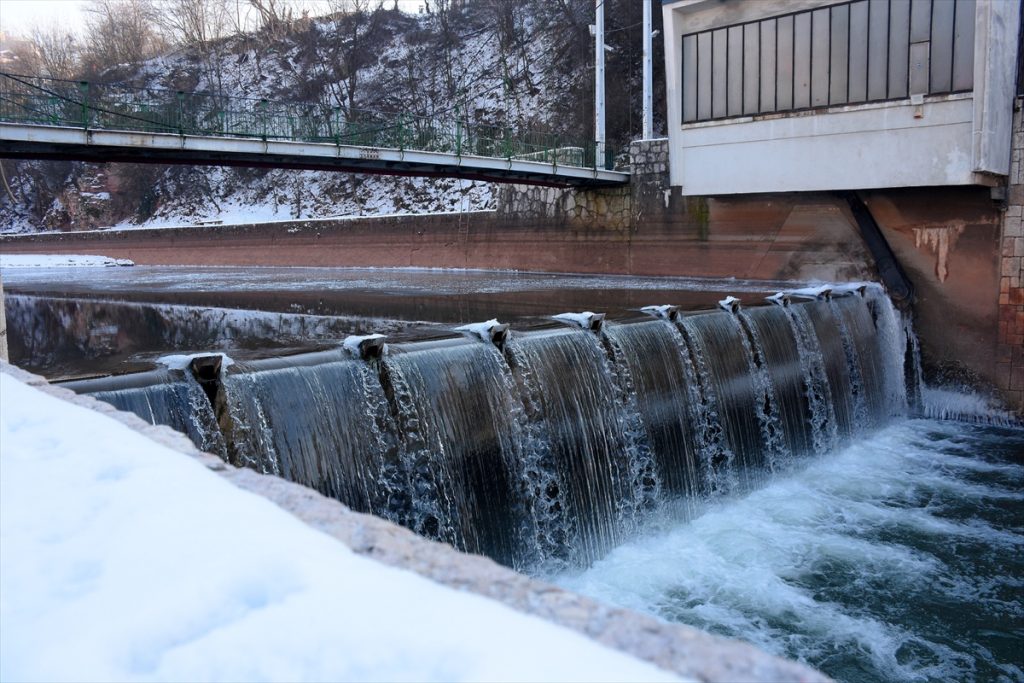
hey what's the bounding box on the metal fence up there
[681,0,976,123]
[0,72,615,170]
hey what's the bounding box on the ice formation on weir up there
[787,285,833,300]
[343,334,388,359]
[786,282,878,300]
[830,283,870,297]
[765,292,791,307]
[640,305,679,321]
[717,296,741,313]
[553,312,605,331]
[157,352,235,371]
[456,319,507,342]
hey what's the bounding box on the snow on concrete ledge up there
[0,362,831,683]
[0,254,134,268]
[0,367,681,683]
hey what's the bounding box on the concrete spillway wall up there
[1,361,830,683]
[0,139,1015,412]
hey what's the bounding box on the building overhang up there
[661,0,1021,195]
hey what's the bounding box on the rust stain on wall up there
[914,224,965,282]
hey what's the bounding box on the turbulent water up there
[556,420,1024,683]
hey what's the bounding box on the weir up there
[63,286,919,572]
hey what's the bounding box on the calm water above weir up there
[1,266,783,377]
[4,266,1021,683]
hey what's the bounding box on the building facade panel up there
[663,0,1019,193]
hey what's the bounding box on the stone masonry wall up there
[496,138,671,231]
[997,97,1024,411]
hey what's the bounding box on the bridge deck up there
[0,74,628,188]
[0,123,629,188]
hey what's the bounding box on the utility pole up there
[642,0,653,140]
[595,0,606,166]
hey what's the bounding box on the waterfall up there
[779,303,842,451]
[91,376,226,458]
[506,329,634,566]
[222,360,401,520]
[80,288,920,571]
[600,321,702,505]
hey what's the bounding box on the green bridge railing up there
[0,72,616,171]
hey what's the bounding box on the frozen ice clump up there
[717,296,741,312]
[554,312,604,330]
[641,305,679,321]
[455,319,504,343]
[343,333,388,359]
[157,352,234,371]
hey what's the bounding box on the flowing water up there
[8,269,1021,682]
[556,420,1024,683]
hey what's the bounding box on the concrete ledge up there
[0,360,831,683]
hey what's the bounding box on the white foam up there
[920,384,1022,427]
[554,420,1024,683]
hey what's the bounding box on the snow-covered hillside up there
[0,1,663,233]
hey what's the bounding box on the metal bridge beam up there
[0,124,630,189]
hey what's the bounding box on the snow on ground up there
[0,372,684,683]
[0,254,134,268]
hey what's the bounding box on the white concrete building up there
[661,0,1021,195]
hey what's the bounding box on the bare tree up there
[25,24,81,80]
[158,0,231,48]
[318,0,385,114]
[81,0,165,73]
[247,0,292,36]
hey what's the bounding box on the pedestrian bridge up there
[0,73,628,188]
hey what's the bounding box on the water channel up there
[3,265,1021,683]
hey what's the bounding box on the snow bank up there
[0,254,134,268]
[785,282,877,300]
[0,372,682,682]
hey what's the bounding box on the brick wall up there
[997,97,1024,411]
